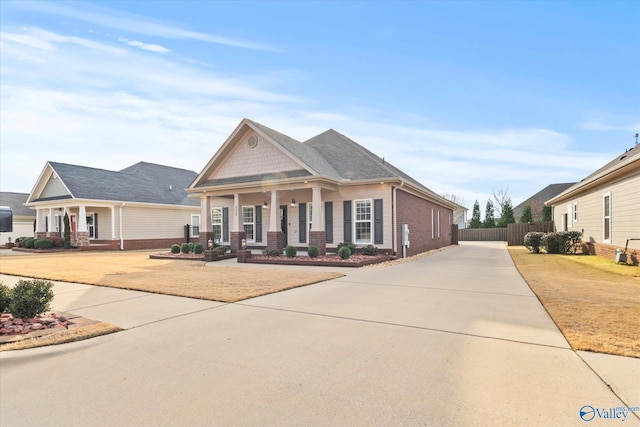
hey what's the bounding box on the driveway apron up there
[1,242,638,426]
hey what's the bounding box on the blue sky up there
[1,0,638,212]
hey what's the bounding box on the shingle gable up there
[0,192,35,217]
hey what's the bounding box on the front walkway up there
[1,242,638,425]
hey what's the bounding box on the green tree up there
[541,205,552,221]
[63,213,71,249]
[482,200,495,228]
[520,205,533,223]
[497,198,515,227]
[470,200,482,228]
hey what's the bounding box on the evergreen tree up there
[541,205,552,221]
[470,200,482,228]
[482,199,495,228]
[497,198,515,227]
[520,205,533,223]
[63,213,71,249]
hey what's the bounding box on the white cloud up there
[119,38,171,53]
[14,1,272,51]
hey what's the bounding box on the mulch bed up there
[245,254,395,267]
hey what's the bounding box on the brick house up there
[546,144,640,263]
[188,118,458,257]
[24,161,200,250]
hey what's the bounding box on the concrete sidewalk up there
[1,242,638,426]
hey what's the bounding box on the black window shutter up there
[374,199,383,244]
[94,213,98,239]
[255,205,262,242]
[325,201,333,243]
[343,200,352,243]
[222,207,229,242]
[299,203,307,243]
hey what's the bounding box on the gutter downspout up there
[119,203,125,250]
[392,181,404,256]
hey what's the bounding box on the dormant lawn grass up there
[0,323,121,352]
[0,251,344,303]
[509,246,639,358]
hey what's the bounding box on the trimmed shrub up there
[542,233,561,254]
[23,237,36,249]
[8,279,54,319]
[181,243,190,254]
[63,213,72,249]
[263,248,281,257]
[50,236,64,248]
[34,239,55,249]
[338,246,351,260]
[362,245,378,256]
[216,245,229,255]
[564,231,583,254]
[337,242,356,255]
[285,245,297,258]
[524,232,544,253]
[0,282,10,312]
[307,245,319,258]
[188,242,195,252]
[171,244,181,254]
[193,243,204,254]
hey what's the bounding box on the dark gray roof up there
[513,183,575,219]
[35,162,199,206]
[0,192,35,217]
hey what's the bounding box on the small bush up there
[34,239,55,249]
[181,243,190,254]
[285,245,297,258]
[171,244,181,254]
[542,232,562,254]
[338,246,351,259]
[188,242,195,252]
[50,236,64,248]
[308,245,319,258]
[362,245,378,256]
[338,242,356,255]
[564,231,583,254]
[216,245,229,255]
[0,282,10,312]
[263,248,281,257]
[193,243,204,254]
[524,232,545,253]
[8,279,54,319]
[23,237,36,249]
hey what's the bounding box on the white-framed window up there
[87,212,96,239]
[191,215,200,237]
[354,199,372,244]
[211,208,222,243]
[243,206,255,242]
[437,210,441,238]
[603,193,612,242]
[431,209,435,239]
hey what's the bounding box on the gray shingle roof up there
[0,192,35,217]
[34,162,199,206]
[513,183,575,220]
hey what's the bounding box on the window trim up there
[242,205,255,242]
[603,193,612,243]
[573,203,578,223]
[211,207,223,244]
[190,214,200,238]
[354,199,372,244]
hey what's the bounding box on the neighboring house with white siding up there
[25,162,200,250]
[188,118,458,257]
[546,144,640,264]
[0,192,36,245]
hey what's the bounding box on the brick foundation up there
[76,231,90,247]
[582,242,638,266]
[309,231,327,255]
[236,249,252,263]
[267,231,285,253]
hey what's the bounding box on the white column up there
[35,209,45,232]
[78,205,88,232]
[111,206,116,239]
[269,190,279,231]
[201,196,210,235]
[232,193,240,232]
[311,186,323,231]
[48,208,53,232]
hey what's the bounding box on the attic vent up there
[247,135,258,149]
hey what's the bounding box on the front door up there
[280,205,288,245]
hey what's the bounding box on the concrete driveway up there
[1,242,638,426]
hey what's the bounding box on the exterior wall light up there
[290,199,296,208]
[263,201,268,209]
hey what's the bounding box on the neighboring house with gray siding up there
[188,118,458,257]
[25,162,200,250]
[513,183,575,222]
[0,192,36,245]
[546,144,640,263]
